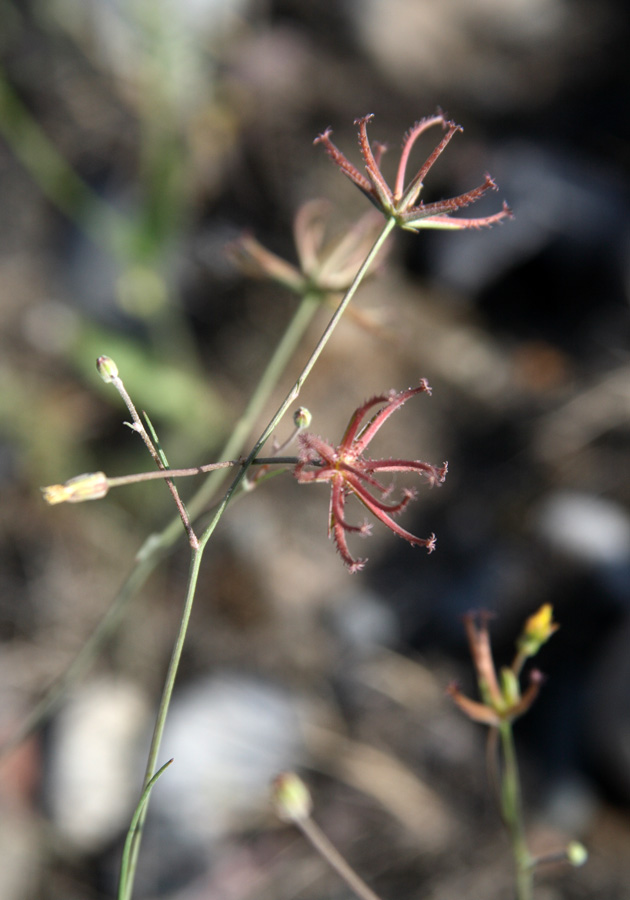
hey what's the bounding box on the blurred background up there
[1,0,630,897]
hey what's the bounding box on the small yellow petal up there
[41,483,73,505]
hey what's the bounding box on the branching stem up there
[108,370,198,548]
[119,216,396,898]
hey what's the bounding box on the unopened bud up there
[41,472,109,505]
[96,355,119,383]
[293,407,312,429]
[271,772,312,823]
[566,841,588,867]
[517,604,559,659]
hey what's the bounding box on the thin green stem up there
[117,759,173,900]
[499,721,533,900]
[184,292,321,522]
[120,547,203,900]
[511,650,528,678]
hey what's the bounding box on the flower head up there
[294,380,447,572]
[315,113,511,232]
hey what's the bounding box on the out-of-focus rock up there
[44,677,151,853]
[354,0,610,110]
[149,673,307,845]
[535,490,630,569]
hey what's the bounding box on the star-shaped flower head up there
[294,380,447,572]
[315,113,511,231]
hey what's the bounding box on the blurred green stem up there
[0,67,125,252]
[499,721,533,900]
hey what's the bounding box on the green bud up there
[271,772,312,823]
[293,407,312,429]
[566,841,588,867]
[96,355,119,383]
